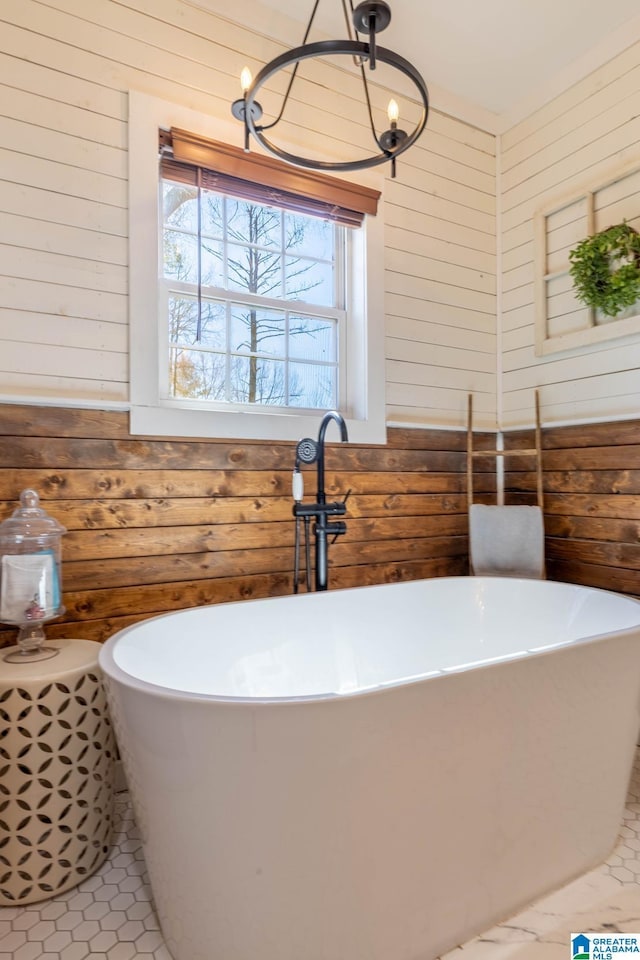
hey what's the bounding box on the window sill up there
[129,402,386,444]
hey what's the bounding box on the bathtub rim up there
[98,576,640,707]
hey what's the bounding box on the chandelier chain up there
[260,0,321,132]
[343,0,366,65]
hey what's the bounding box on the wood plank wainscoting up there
[0,404,497,649]
[504,418,640,598]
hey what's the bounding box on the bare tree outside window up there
[161,180,341,409]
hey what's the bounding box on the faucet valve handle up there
[342,488,352,505]
[328,520,347,544]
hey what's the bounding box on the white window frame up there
[128,90,386,443]
[160,185,346,412]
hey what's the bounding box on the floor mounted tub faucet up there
[292,411,350,592]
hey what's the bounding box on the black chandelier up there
[231,0,429,179]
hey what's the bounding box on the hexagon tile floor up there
[1,747,639,960]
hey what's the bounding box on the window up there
[128,91,386,443]
[534,160,640,356]
[161,163,344,411]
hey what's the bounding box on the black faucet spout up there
[316,411,349,506]
[313,411,349,591]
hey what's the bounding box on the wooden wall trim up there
[0,405,494,647]
[6,403,635,644]
[504,417,640,599]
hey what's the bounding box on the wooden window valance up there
[159,127,380,228]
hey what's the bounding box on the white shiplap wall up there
[500,38,640,429]
[0,0,496,428]
[385,115,496,427]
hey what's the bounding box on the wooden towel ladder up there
[467,391,543,509]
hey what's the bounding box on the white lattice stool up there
[0,638,116,905]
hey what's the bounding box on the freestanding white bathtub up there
[99,577,640,960]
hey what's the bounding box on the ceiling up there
[211,0,640,130]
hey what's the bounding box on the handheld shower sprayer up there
[296,438,319,466]
[292,437,319,501]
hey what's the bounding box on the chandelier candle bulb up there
[230,66,263,153]
[379,96,408,178]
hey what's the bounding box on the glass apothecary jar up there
[0,489,67,662]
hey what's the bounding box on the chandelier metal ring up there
[244,39,429,173]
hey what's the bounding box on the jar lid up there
[0,489,67,542]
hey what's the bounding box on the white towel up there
[469,504,545,578]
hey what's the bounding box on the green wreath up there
[568,222,640,317]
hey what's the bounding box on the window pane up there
[163,182,198,231]
[168,295,198,344]
[227,244,282,299]
[169,348,226,400]
[227,198,281,248]
[230,306,285,357]
[163,230,198,283]
[199,301,226,348]
[168,298,226,348]
[289,316,336,361]
[230,356,287,405]
[285,257,334,306]
[200,240,224,287]
[289,363,336,409]
[285,213,334,260]
[200,190,224,238]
